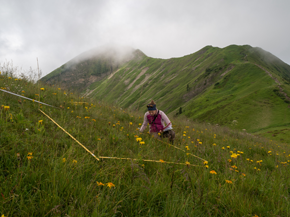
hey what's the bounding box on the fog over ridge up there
[0,0,289,77]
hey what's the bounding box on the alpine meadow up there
[1,44,290,216]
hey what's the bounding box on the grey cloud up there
[0,0,290,77]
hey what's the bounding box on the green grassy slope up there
[87,45,290,143]
[42,45,290,143]
[1,68,290,216]
[41,47,146,92]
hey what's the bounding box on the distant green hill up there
[41,45,290,143]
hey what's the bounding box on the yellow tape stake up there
[39,109,99,161]
[99,156,202,167]
[156,139,207,162]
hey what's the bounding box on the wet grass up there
[1,70,290,216]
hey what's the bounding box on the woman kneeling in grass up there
[139,100,175,143]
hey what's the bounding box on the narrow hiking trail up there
[255,63,290,104]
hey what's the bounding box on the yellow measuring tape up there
[156,138,207,162]
[99,156,202,167]
[39,109,100,161]
[39,109,205,165]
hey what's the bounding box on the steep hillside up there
[41,45,146,92]
[1,67,290,216]
[42,45,290,143]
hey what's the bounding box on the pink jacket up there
[140,110,172,133]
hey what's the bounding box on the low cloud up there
[0,0,290,78]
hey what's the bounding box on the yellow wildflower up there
[231,153,238,158]
[73,160,77,164]
[159,159,165,163]
[227,146,230,149]
[203,161,208,165]
[4,106,10,111]
[185,161,190,165]
[38,120,43,124]
[222,147,225,150]
[107,182,115,189]
[62,158,66,162]
[27,152,33,160]
[197,139,200,141]
[136,137,142,142]
[225,180,232,184]
[213,143,216,146]
[185,146,190,151]
[40,88,45,91]
[205,165,209,168]
[199,142,202,144]
[139,141,145,145]
[228,159,232,162]
[210,170,217,174]
[97,181,104,186]
[183,134,186,136]
[129,122,132,125]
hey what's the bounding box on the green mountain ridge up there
[41,44,290,143]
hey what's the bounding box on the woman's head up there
[147,100,157,116]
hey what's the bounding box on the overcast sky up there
[0,0,289,77]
